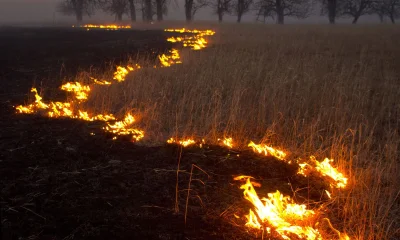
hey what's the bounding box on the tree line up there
[58,0,400,24]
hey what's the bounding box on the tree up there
[372,0,400,23]
[209,0,233,22]
[57,0,97,23]
[340,0,374,23]
[320,0,346,23]
[234,0,253,22]
[101,0,129,21]
[144,0,153,21]
[128,0,136,22]
[185,0,209,21]
[254,0,312,24]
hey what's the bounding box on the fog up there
[0,0,380,25]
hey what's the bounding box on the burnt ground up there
[1,27,337,240]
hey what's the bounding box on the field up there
[1,24,399,240]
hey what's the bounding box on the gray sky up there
[0,0,380,24]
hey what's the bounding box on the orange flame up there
[80,24,131,30]
[167,138,195,147]
[61,82,91,100]
[159,49,182,67]
[103,113,144,141]
[234,176,322,240]
[248,141,287,160]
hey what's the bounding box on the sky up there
[0,0,381,25]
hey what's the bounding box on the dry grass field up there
[2,24,399,240]
[84,24,400,239]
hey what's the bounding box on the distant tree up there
[209,0,233,22]
[254,0,312,24]
[185,0,209,21]
[101,0,129,21]
[320,0,346,23]
[128,0,137,22]
[339,0,374,23]
[57,0,97,23]
[372,0,400,23]
[144,0,153,21]
[155,0,170,21]
[234,0,253,22]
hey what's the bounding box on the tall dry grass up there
[85,25,399,239]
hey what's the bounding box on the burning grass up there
[11,25,400,239]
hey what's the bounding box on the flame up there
[167,138,195,147]
[297,157,348,189]
[80,24,131,30]
[313,157,348,189]
[61,82,91,100]
[234,176,322,240]
[103,113,144,141]
[165,28,214,50]
[248,141,287,160]
[91,77,112,85]
[159,49,182,67]
[113,64,141,82]
[219,137,233,148]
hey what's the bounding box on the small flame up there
[234,176,322,240]
[248,141,287,160]
[219,137,233,148]
[61,82,91,100]
[313,157,348,189]
[80,24,131,30]
[113,64,141,82]
[167,138,195,147]
[103,113,144,141]
[159,49,182,67]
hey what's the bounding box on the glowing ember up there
[248,141,287,160]
[234,176,322,240]
[167,138,195,147]
[61,82,91,100]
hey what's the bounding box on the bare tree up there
[320,0,346,23]
[209,0,233,22]
[57,0,97,23]
[128,0,136,22]
[340,0,374,23]
[372,0,400,23]
[234,0,253,22]
[254,0,312,24]
[185,0,209,21]
[101,0,129,21]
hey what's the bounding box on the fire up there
[167,138,196,147]
[297,157,348,189]
[219,137,233,148]
[103,113,144,141]
[79,24,131,30]
[248,141,287,160]
[234,176,322,240]
[61,82,91,100]
[159,49,182,67]
[113,64,141,82]
[313,157,348,189]
[16,88,49,113]
[165,28,214,50]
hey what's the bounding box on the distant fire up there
[76,24,131,30]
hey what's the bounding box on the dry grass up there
[83,24,400,239]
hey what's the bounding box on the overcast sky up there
[0,0,380,24]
